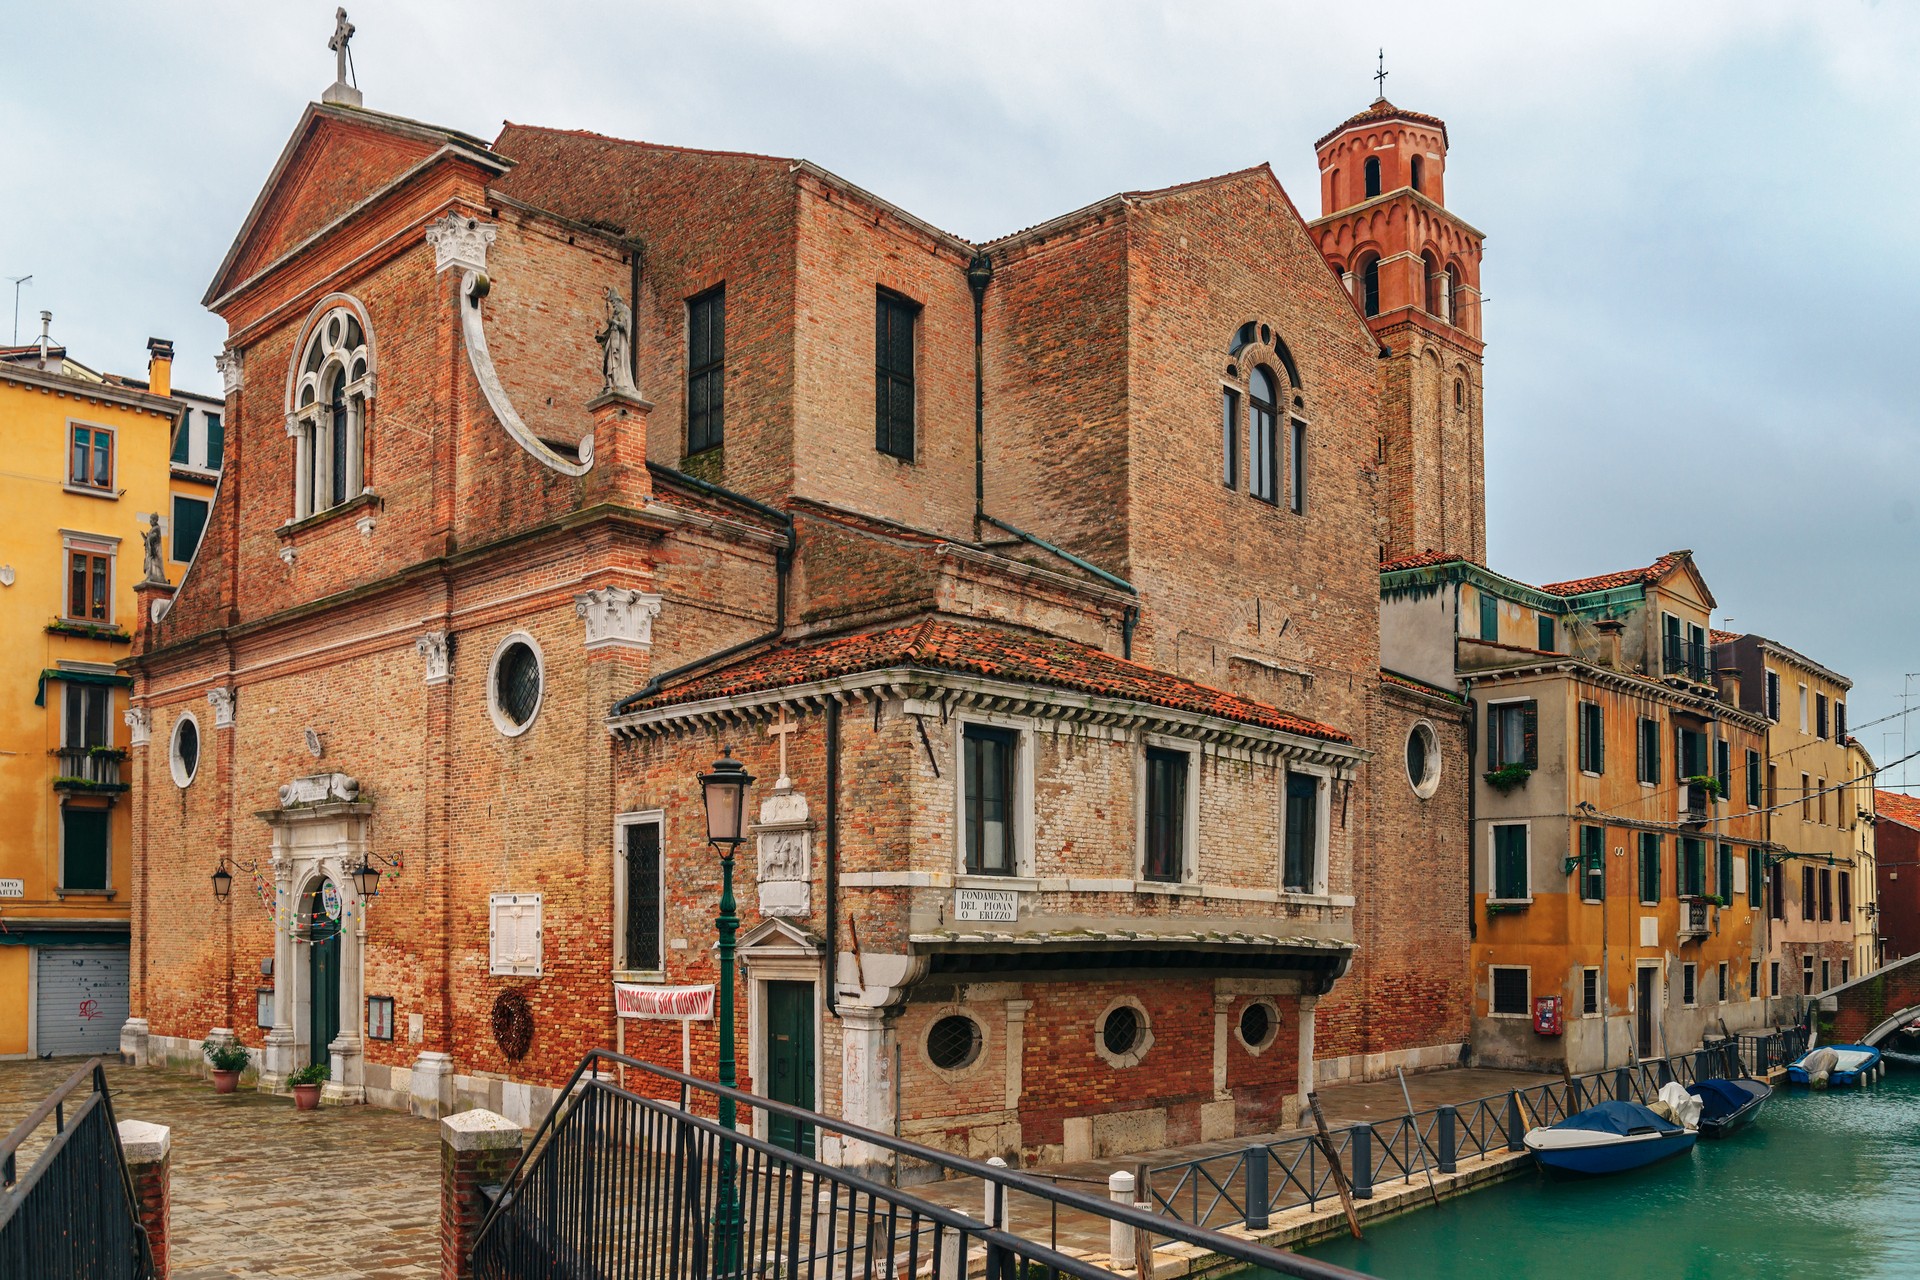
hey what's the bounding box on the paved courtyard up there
[0,1057,442,1279]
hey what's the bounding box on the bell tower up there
[1308,96,1486,565]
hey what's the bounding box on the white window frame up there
[953,713,1035,883]
[1485,696,1530,769]
[613,810,666,979]
[489,892,544,977]
[60,532,119,626]
[1278,761,1334,898]
[1717,961,1729,1003]
[1136,734,1200,887]
[1406,719,1442,800]
[1487,820,1533,905]
[1798,683,1809,733]
[1681,963,1698,1008]
[1577,699,1603,777]
[1488,965,1530,1018]
[168,710,201,789]
[286,299,375,521]
[1093,996,1153,1068]
[1580,967,1601,1018]
[486,631,546,739]
[63,419,119,498]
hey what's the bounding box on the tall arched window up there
[1443,265,1461,325]
[289,304,373,520]
[1421,251,1442,314]
[1359,256,1381,317]
[1249,367,1278,504]
[1410,155,1424,192]
[1364,157,1382,199]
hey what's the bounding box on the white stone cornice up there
[416,630,452,686]
[124,707,151,747]
[207,687,237,728]
[575,587,662,651]
[425,213,497,277]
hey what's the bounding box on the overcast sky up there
[9,2,1918,776]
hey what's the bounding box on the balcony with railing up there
[1678,898,1711,941]
[1663,636,1712,684]
[52,746,127,794]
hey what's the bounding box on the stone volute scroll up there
[574,587,662,651]
[424,213,592,478]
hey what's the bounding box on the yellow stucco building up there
[0,324,215,1057]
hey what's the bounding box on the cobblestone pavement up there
[0,1057,442,1279]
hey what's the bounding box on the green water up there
[1291,1071,1920,1279]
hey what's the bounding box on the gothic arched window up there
[289,303,373,520]
[1356,255,1382,317]
[1249,366,1279,504]
[1444,265,1462,325]
[1364,157,1382,199]
[1422,251,1442,314]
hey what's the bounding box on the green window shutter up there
[171,497,209,562]
[61,808,109,891]
[1480,593,1499,641]
[170,416,190,464]
[1494,825,1528,899]
[1538,616,1555,652]
[1746,750,1762,806]
[1486,704,1498,765]
[1522,701,1539,769]
[206,413,224,470]
[1749,851,1764,901]
[1718,844,1734,900]
[1593,704,1604,774]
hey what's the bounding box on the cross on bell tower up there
[322,7,363,107]
[1374,49,1388,102]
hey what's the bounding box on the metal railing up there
[1731,1027,1809,1076]
[1148,1042,1745,1231]
[0,1058,154,1279]
[1664,637,1712,683]
[471,1049,1372,1279]
[52,746,125,790]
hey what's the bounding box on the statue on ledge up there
[595,285,639,398]
[139,512,167,585]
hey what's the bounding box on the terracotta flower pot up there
[211,1069,240,1094]
[293,1083,322,1111]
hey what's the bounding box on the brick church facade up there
[120,88,1479,1167]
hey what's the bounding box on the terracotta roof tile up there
[1315,98,1449,151]
[1877,790,1920,831]
[1710,629,1742,646]
[630,617,1350,743]
[1380,549,1464,572]
[1539,551,1689,597]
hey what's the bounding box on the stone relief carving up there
[754,785,812,918]
[416,630,452,685]
[425,213,496,278]
[124,708,151,747]
[574,587,662,651]
[207,687,237,729]
[278,772,361,808]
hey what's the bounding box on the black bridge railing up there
[471,1048,1373,1279]
[0,1058,154,1279]
[1149,1040,1747,1231]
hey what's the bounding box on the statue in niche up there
[595,286,639,397]
[139,512,167,585]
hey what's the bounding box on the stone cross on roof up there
[323,8,363,107]
[1374,48,1388,102]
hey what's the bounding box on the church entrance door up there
[308,883,342,1068]
[763,980,815,1156]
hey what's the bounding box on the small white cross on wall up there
[767,709,798,789]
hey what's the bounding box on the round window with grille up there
[489,635,544,736]
[1405,721,1441,799]
[926,1015,982,1071]
[1238,1000,1279,1052]
[170,713,200,789]
[1103,1007,1140,1056]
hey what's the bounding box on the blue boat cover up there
[1555,1101,1676,1135]
[1688,1079,1763,1117]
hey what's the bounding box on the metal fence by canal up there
[0,1057,155,1280]
[1149,1039,1769,1232]
[471,1048,1375,1279]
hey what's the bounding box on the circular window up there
[1102,1006,1140,1056]
[1238,1000,1280,1052]
[1406,721,1441,800]
[927,1015,983,1071]
[170,713,201,788]
[488,634,544,736]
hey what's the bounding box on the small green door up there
[764,981,815,1155]
[308,885,341,1068]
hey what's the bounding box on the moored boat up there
[1786,1044,1882,1087]
[1523,1100,1697,1175]
[1685,1077,1770,1137]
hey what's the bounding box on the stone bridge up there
[1818,951,1920,1045]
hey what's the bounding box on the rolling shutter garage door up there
[35,947,130,1057]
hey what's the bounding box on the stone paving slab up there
[0,1058,442,1278]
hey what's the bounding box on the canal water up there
[1289,1070,1920,1279]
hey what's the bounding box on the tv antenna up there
[7,276,30,345]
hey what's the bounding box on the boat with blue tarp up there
[1686,1077,1770,1137]
[1787,1044,1882,1087]
[1523,1098,1697,1175]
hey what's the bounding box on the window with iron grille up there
[1580,825,1605,902]
[1143,747,1189,883]
[686,285,726,455]
[1282,771,1320,893]
[1490,966,1528,1015]
[1682,964,1697,1006]
[963,724,1018,875]
[1639,832,1662,903]
[1582,968,1600,1015]
[1638,717,1661,785]
[926,1015,982,1070]
[1492,824,1529,901]
[621,817,663,972]
[875,290,917,461]
[492,641,542,731]
[1101,1006,1143,1057]
[69,424,114,490]
[1717,962,1729,1002]
[1578,701,1604,774]
[1802,954,1815,994]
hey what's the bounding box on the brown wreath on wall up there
[491,988,535,1063]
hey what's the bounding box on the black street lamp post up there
[698,747,754,1275]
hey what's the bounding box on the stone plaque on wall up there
[755,787,811,918]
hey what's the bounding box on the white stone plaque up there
[0,880,22,899]
[955,888,1019,923]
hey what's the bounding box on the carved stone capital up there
[124,707,151,747]
[215,347,244,395]
[574,587,662,651]
[207,687,237,729]
[416,630,452,686]
[426,213,496,277]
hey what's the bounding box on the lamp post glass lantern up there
[697,748,754,1275]
[211,865,233,902]
[350,859,380,899]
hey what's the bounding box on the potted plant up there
[288,1061,330,1111]
[1483,763,1532,793]
[202,1035,250,1094]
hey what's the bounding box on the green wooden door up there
[763,981,815,1155]
[309,886,341,1068]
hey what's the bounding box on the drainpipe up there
[824,699,841,1018]
[627,241,644,392]
[1465,675,1478,943]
